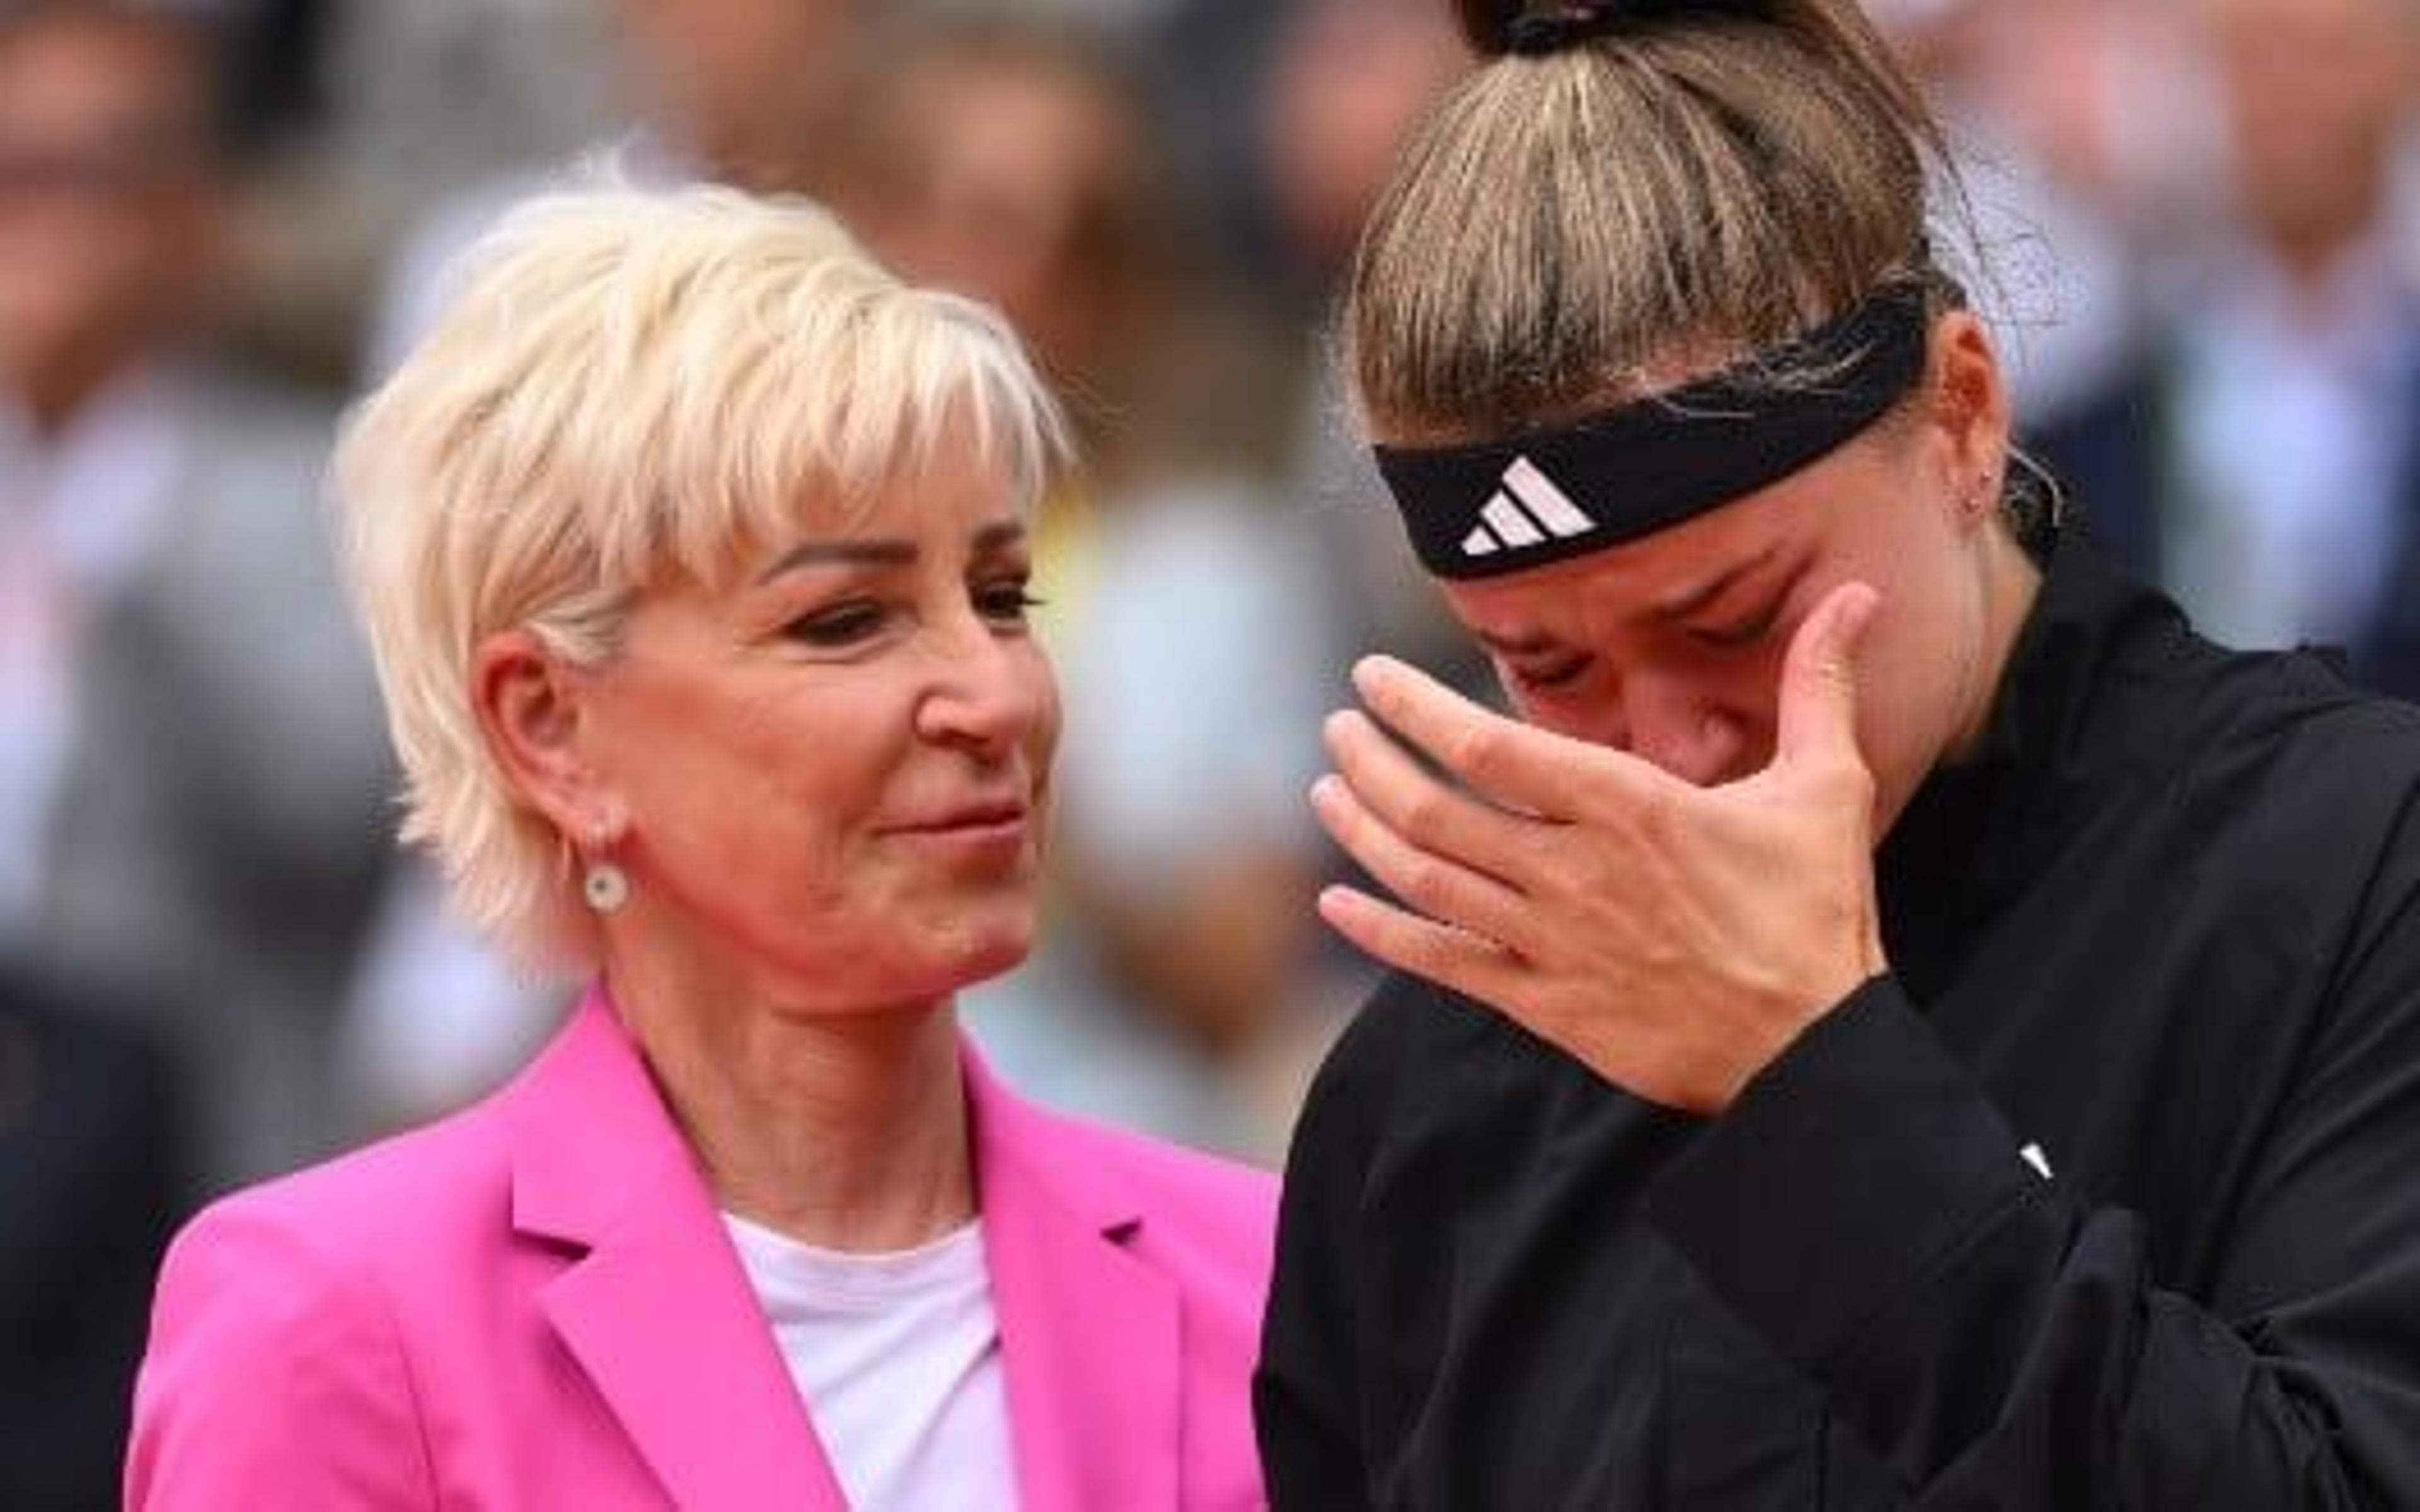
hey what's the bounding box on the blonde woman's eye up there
[976,579,1044,625]
[784,601,887,646]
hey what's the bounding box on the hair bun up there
[1453,1,1538,57]
[1458,1,1763,58]
[1458,3,1623,56]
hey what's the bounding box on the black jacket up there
[1257,535,2420,1508]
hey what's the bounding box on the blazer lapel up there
[508,993,850,1511]
[968,1049,1181,1512]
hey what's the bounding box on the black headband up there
[1371,283,1933,580]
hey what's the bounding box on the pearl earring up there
[582,814,628,913]
[584,859,630,913]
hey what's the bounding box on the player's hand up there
[1311,581,1888,1113]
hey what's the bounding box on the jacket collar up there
[1876,525,2198,999]
[504,988,850,1510]
[503,987,1184,1512]
[964,1048,1181,1512]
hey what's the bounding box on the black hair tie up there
[1507,3,1625,55]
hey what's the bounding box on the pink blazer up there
[126,991,1277,1509]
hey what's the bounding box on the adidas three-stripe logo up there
[1463,455,1600,559]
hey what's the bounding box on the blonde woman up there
[1259,0,2420,1506]
[127,183,1274,1510]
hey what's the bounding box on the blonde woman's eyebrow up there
[754,540,916,581]
[754,518,1027,582]
[969,519,1028,554]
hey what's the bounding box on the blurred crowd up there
[7,0,2420,1502]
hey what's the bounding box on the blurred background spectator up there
[0,967,183,1509]
[814,16,1349,1164]
[1255,0,1485,712]
[14,0,2420,1494]
[0,0,388,1197]
[2024,0,2420,694]
[0,6,383,1502]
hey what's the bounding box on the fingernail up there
[1351,656,1394,698]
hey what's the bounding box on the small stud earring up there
[584,860,630,914]
[582,811,628,913]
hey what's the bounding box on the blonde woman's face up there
[571,445,1059,1010]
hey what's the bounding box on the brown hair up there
[1349,0,1965,440]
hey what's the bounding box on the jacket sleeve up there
[1647,963,2420,1508]
[126,1196,439,1509]
[1255,1007,1393,1511]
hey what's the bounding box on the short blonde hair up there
[334,179,1068,973]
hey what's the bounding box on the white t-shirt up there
[722,1213,1019,1510]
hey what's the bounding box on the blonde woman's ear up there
[470,628,610,842]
